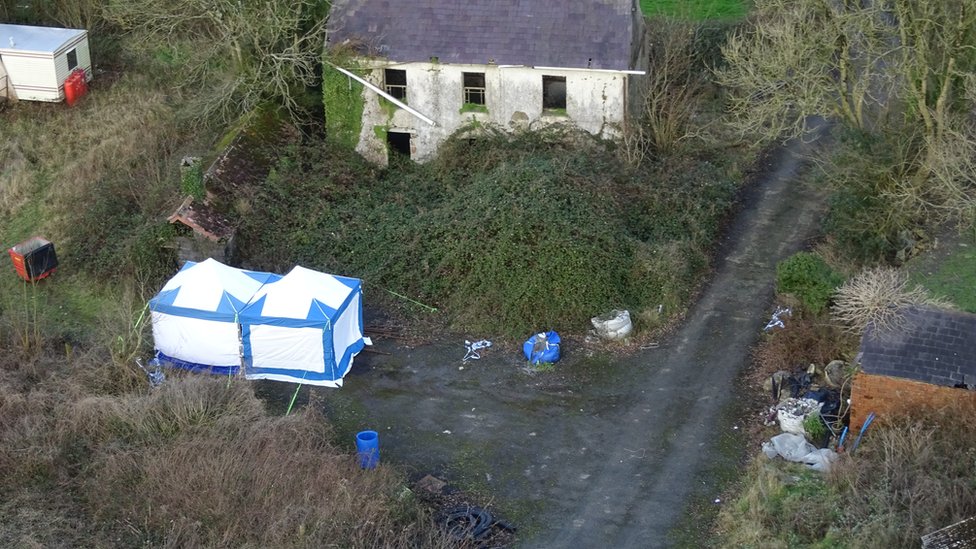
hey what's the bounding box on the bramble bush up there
[238,132,739,337]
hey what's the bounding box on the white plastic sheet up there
[762,433,839,472]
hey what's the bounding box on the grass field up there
[911,231,976,313]
[640,0,750,19]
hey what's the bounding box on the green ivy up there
[323,63,365,150]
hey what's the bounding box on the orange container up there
[64,69,88,106]
[8,237,58,282]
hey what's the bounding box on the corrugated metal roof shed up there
[327,0,640,70]
[922,515,976,549]
[0,24,85,54]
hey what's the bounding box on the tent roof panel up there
[153,258,278,314]
[246,266,361,321]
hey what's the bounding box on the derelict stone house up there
[850,307,976,432]
[326,0,648,164]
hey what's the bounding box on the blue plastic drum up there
[355,430,380,469]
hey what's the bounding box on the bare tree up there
[717,0,976,233]
[832,267,951,334]
[622,18,708,166]
[716,0,897,141]
[105,0,327,123]
[643,18,707,153]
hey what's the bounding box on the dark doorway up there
[387,131,411,162]
[542,75,567,110]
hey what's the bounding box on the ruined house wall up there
[355,61,629,164]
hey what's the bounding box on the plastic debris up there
[523,330,561,365]
[591,309,633,341]
[463,339,492,362]
[762,432,839,472]
[774,398,822,435]
[849,411,876,454]
[763,305,792,331]
[135,358,165,388]
[438,505,516,543]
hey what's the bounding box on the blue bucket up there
[355,430,380,469]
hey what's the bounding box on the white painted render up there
[0,24,92,102]
[352,61,633,164]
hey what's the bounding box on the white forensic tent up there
[239,265,365,387]
[0,24,92,101]
[149,258,279,374]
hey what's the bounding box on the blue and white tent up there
[149,258,279,374]
[240,265,365,387]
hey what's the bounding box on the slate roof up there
[859,307,976,387]
[327,0,640,70]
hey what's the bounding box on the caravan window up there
[66,49,78,71]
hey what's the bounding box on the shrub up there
[0,361,453,547]
[776,252,845,314]
[832,267,951,334]
[753,314,855,377]
[238,133,740,337]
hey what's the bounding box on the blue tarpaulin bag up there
[523,330,561,364]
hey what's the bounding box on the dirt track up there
[319,128,829,547]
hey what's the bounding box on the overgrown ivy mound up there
[240,133,736,337]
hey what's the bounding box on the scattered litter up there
[640,342,660,350]
[442,430,452,435]
[763,306,792,331]
[773,398,822,435]
[416,474,447,494]
[765,366,845,428]
[823,360,844,388]
[437,505,516,543]
[591,309,633,341]
[762,432,839,472]
[523,330,561,365]
[714,498,722,504]
[837,425,850,452]
[135,358,165,388]
[849,411,876,454]
[463,339,492,362]
[624,448,647,459]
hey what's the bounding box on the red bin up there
[8,237,58,282]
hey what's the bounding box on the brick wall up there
[850,373,976,433]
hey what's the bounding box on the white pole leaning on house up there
[328,64,437,127]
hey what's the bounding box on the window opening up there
[462,72,486,105]
[542,75,567,110]
[384,69,407,101]
[66,49,78,71]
